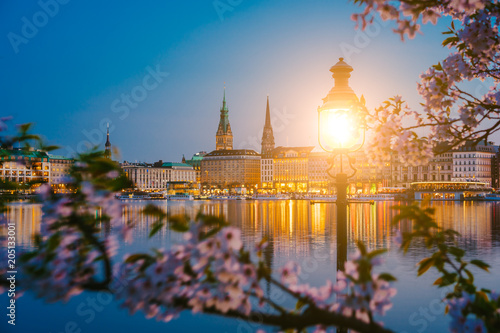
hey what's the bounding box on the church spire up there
[223,86,226,108]
[216,86,233,150]
[265,95,271,127]
[261,95,275,156]
[104,123,112,159]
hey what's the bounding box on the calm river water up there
[2,200,500,333]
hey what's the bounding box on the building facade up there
[185,151,207,185]
[428,152,453,182]
[122,161,196,191]
[201,149,260,190]
[0,149,74,190]
[48,155,74,185]
[261,157,274,190]
[0,149,50,184]
[308,152,332,193]
[308,150,391,194]
[452,141,495,185]
[271,147,313,192]
[491,150,500,188]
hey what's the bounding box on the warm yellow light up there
[319,109,360,150]
[326,112,352,146]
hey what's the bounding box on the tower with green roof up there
[216,88,233,150]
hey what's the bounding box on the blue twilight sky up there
[1,0,456,162]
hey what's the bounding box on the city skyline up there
[1,0,460,162]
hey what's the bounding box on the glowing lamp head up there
[319,108,361,151]
[317,57,365,153]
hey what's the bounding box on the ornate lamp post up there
[318,58,366,270]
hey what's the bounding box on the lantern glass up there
[319,108,362,152]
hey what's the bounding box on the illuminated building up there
[0,149,73,190]
[122,161,196,191]
[185,151,207,185]
[271,146,313,193]
[452,141,495,185]
[309,150,391,194]
[308,151,332,193]
[48,154,74,192]
[201,149,261,190]
[0,148,51,184]
[392,151,453,188]
[429,152,453,182]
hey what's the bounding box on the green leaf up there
[448,246,465,259]
[477,291,489,303]
[20,251,38,263]
[196,213,227,227]
[168,215,190,232]
[442,36,459,46]
[378,273,397,282]
[42,145,60,152]
[417,257,434,276]
[356,240,367,255]
[149,220,164,238]
[470,259,490,272]
[47,233,61,252]
[124,253,152,263]
[464,268,474,284]
[433,62,443,71]
[143,204,167,219]
[295,299,307,311]
[433,277,443,286]
[367,248,387,259]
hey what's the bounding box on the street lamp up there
[318,58,366,271]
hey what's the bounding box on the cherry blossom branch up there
[167,297,394,333]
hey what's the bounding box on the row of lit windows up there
[454,166,490,172]
[454,153,493,158]
[394,174,452,182]
[454,160,490,165]
[454,174,490,179]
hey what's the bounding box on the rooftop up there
[48,154,74,161]
[162,162,194,168]
[205,149,259,157]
